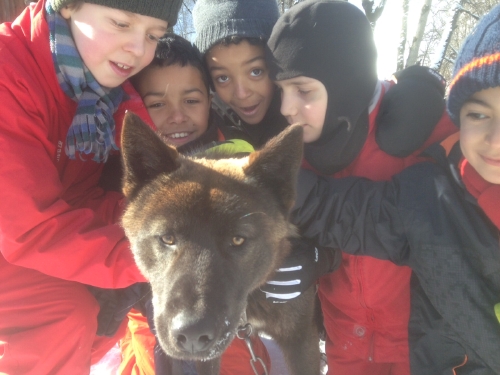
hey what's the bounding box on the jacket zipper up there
[452,355,467,374]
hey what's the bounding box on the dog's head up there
[121,113,303,360]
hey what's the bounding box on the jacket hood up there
[266,0,378,174]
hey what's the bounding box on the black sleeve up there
[291,168,411,266]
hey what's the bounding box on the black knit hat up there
[266,0,378,175]
[193,0,280,55]
[51,0,182,26]
[447,4,500,126]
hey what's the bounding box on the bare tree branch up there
[183,1,192,15]
[362,0,387,29]
[460,8,479,20]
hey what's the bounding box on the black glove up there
[98,153,124,192]
[376,65,447,157]
[88,282,151,337]
[260,237,341,303]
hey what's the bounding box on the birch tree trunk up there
[405,0,433,67]
[396,0,409,71]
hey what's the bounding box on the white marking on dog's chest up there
[248,318,266,331]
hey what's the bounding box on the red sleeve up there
[421,110,458,149]
[0,69,146,288]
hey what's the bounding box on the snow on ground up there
[90,344,121,375]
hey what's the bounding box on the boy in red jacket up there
[0,0,181,373]
[262,1,457,374]
[290,5,500,373]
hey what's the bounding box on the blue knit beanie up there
[447,4,500,126]
[193,0,280,55]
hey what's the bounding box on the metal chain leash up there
[236,323,269,375]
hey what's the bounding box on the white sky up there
[351,0,426,79]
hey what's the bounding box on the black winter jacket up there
[291,142,500,375]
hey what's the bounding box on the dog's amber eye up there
[232,236,245,246]
[159,234,175,245]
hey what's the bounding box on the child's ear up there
[59,6,73,19]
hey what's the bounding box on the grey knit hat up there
[193,0,280,55]
[447,4,500,126]
[51,0,182,26]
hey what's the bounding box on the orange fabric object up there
[119,311,271,375]
[119,310,156,375]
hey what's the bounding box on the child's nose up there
[233,80,251,100]
[280,95,296,118]
[124,32,146,57]
[168,107,187,124]
[487,119,500,147]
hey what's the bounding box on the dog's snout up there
[171,313,217,354]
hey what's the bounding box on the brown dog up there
[121,113,320,375]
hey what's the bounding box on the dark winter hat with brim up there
[447,4,500,126]
[267,0,377,175]
[193,0,280,55]
[51,0,183,26]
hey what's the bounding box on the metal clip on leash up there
[236,323,269,375]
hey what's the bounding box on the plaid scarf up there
[46,0,123,162]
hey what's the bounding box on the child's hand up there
[260,238,340,303]
[89,283,151,337]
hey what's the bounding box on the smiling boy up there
[132,36,212,148]
[459,87,500,183]
[0,0,182,373]
[138,64,210,146]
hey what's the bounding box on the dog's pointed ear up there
[244,124,303,213]
[121,112,179,199]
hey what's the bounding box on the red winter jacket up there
[310,81,457,363]
[0,0,149,288]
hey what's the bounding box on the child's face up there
[205,40,274,125]
[61,3,167,88]
[276,76,328,143]
[135,64,211,147]
[460,86,500,184]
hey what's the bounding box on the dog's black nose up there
[171,314,217,354]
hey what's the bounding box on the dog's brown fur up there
[121,113,320,375]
